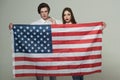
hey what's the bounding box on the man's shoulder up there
[31,18,62,24]
[31,19,43,25]
[53,18,62,24]
[55,19,62,24]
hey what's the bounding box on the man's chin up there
[43,18,48,20]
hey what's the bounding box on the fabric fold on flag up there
[12,22,103,77]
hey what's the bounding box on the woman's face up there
[63,10,72,24]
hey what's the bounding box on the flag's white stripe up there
[53,42,101,49]
[52,26,102,32]
[15,66,101,74]
[15,59,101,66]
[52,34,102,40]
[14,50,101,58]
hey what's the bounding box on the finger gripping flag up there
[12,22,104,77]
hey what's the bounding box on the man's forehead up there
[40,7,48,11]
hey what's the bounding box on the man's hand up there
[48,17,56,24]
[9,23,13,30]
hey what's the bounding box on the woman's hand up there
[102,22,106,30]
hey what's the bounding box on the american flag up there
[12,22,103,77]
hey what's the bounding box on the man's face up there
[39,7,49,20]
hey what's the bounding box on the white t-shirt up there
[31,17,62,25]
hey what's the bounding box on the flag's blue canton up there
[13,25,52,53]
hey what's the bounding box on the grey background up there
[0,0,120,80]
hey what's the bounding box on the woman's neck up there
[65,22,72,24]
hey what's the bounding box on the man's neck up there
[42,16,50,21]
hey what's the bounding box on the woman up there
[62,7,84,80]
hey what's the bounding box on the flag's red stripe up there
[15,62,101,70]
[51,22,103,28]
[53,46,102,53]
[15,54,101,62]
[52,30,102,36]
[52,38,102,44]
[15,70,101,77]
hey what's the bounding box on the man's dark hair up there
[38,3,50,14]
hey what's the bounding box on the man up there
[9,2,61,80]
[32,3,61,80]
[31,3,61,25]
